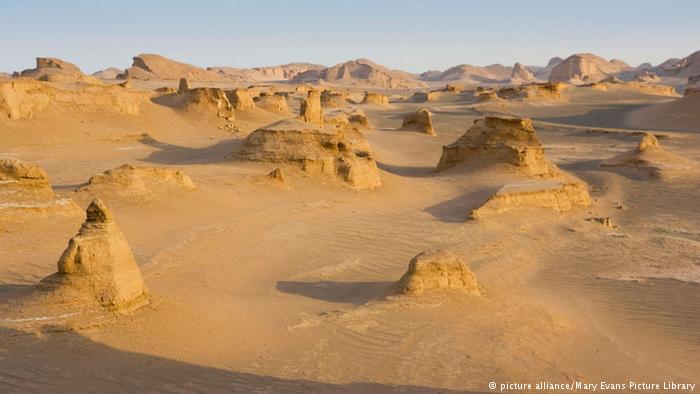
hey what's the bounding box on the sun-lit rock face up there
[437,116,556,176]
[38,199,149,311]
[400,109,436,135]
[395,250,480,295]
[300,89,324,126]
[361,92,389,105]
[238,119,382,189]
[470,180,592,219]
[80,164,196,197]
[548,53,631,84]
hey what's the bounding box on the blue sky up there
[1,0,698,74]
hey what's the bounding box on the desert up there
[1,2,699,393]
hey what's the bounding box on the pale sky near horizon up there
[1,0,698,74]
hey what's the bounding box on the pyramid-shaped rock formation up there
[437,116,556,176]
[510,63,535,83]
[238,119,381,189]
[38,199,148,311]
[395,250,480,295]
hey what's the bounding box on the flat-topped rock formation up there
[400,109,436,135]
[292,58,425,89]
[496,82,566,100]
[255,93,290,113]
[0,79,149,119]
[549,53,631,84]
[227,88,256,111]
[437,116,557,177]
[361,92,389,105]
[602,133,695,178]
[238,119,381,189]
[209,63,325,82]
[37,199,148,311]
[471,180,591,219]
[395,250,480,295]
[320,90,350,107]
[0,159,80,220]
[80,164,196,197]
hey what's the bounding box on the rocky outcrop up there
[425,63,512,83]
[0,80,149,119]
[15,57,99,84]
[300,90,324,126]
[496,82,566,100]
[549,53,631,84]
[400,109,435,135]
[208,63,325,82]
[80,164,195,197]
[292,58,425,89]
[361,92,389,105]
[395,250,480,295]
[0,158,80,221]
[255,93,290,113]
[238,119,381,189]
[437,116,556,177]
[471,180,591,219]
[320,90,349,107]
[602,133,695,178]
[656,50,700,78]
[685,75,700,96]
[92,67,124,80]
[227,88,255,111]
[38,199,148,311]
[119,53,226,81]
[178,78,190,93]
[510,62,535,83]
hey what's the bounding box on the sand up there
[0,60,699,394]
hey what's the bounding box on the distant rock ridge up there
[549,53,632,84]
[119,53,227,81]
[292,58,426,89]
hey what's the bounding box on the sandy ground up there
[1,81,698,393]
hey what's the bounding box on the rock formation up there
[255,93,290,113]
[548,53,631,84]
[15,57,99,84]
[602,133,695,178]
[395,250,480,295]
[0,158,80,220]
[178,78,190,93]
[227,88,255,111]
[424,63,512,83]
[92,67,124,80]
[292,58,425,89]
[437,116,556,177]
[0,80,149,119]
[268,167,286,182]
[208,63,325,83]
[38,199,149,311]
[400,109,436,135]
[80,164,196,196]
[496,82,566,100]
[510,62,535,83]
[238,119,381,189]
[471,180,591,219]
[300,90,324,126]
[361,92,389,105]
[685,75,700,96]
[635,71,660,84]
[320,90,349,107]
[119,53,226,81]
[655,50,700,78]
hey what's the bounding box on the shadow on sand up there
[423,188,499,223]
[137,134,242,165]
[276,280,393,305]
[0,326,471,393]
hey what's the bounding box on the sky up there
[1,0,699,74]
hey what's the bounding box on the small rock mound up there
[238,119,381,189]
[395,250,480,295]
[602,133,695,178]
[268,167,286,182]
[0,159,80,220]
[157,87,236,127]
[400,109,435,135]
[80,164,195,196]
[37,199,148,311]
[361,92,389,105]
[300,90,324,126]
[437,116,557,177]
[471,180,591,219]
